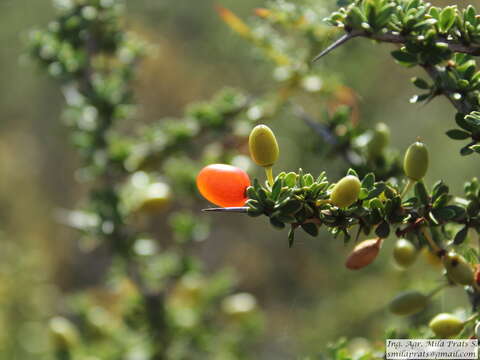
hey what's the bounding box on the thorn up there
[312,33,357,62]
[201,207,249,213]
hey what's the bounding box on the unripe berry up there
[196,164,250,207]
[429,313,464,338]
[330,175,361,208]
[421,247,442,268]
[49,317,79,349]
[367,122,390,158]
[345,238,382,270]
[403,141,429,181]
[393,239,417,269]
[388,290,428,316]
[443,252,474,285]
[221,293,257,320]
[248,124,279,167]
[135,182,172,214]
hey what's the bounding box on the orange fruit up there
[196,164,250,207]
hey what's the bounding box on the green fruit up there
[49,317,79,349]
[443,252,474,285]
[403,141,429,181]
[389,290,428,316]
[330,175,361,208]
[345,238,382,270]
[429,313,464,338]
[393,239,417,268]
[367,122,390,158]
[248,124,279,167]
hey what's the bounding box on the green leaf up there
[454,226,468,245]
[461,145,474,156]
[271,179,282,200]
[361,173,375,190]
[269,217,285,229]
[278,199,303,215]
[288,227,296,248]
[284,172,297,187]
[391,50,417,66]
[412,77,430,89]
[301,223,319,237]
[347,168,359,177]
[470,145,480,154]
[438,6,457,33]
[375,220,390,238]
[446,129,470,140]
[414,181,429,205]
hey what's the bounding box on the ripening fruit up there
[443,252,474,285]
[403,141,429,181]
[389,290,428,316]
[429,313,464,338]
[393,239,417,268]
[330,175,361,208]
[196,164,250,207]
[345,238,383,270]
[367,122,390,158]
[248,124,279,167]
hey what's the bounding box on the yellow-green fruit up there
[443,252,474,285]
[403,141,429,181]
[389,291,428,316]
[135,182,172,214]
[429,313,464,338]
[330,175,361,208]
[49,317,79,349]
[421,247,443,268]
[393,239,417,268]
[248,124,279,167]
[367,122,390,158]
[345,238,382,270]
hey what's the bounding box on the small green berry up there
[443,251,474,285]
[389,290,428,316]
[367,122,390,158]
[403,141,429,181]
[49,317,79,349]
[248,124,279,168]
[429,313,464,338]
[393,239,417,268]
[330,175,361,208]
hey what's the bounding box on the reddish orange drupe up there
[196,164,250,207]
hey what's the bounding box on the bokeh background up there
[0,0,474,359]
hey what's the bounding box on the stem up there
[420,226,442,254]
[401,178,415,199]
[427,283,448,299]
[265,166,274,187]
